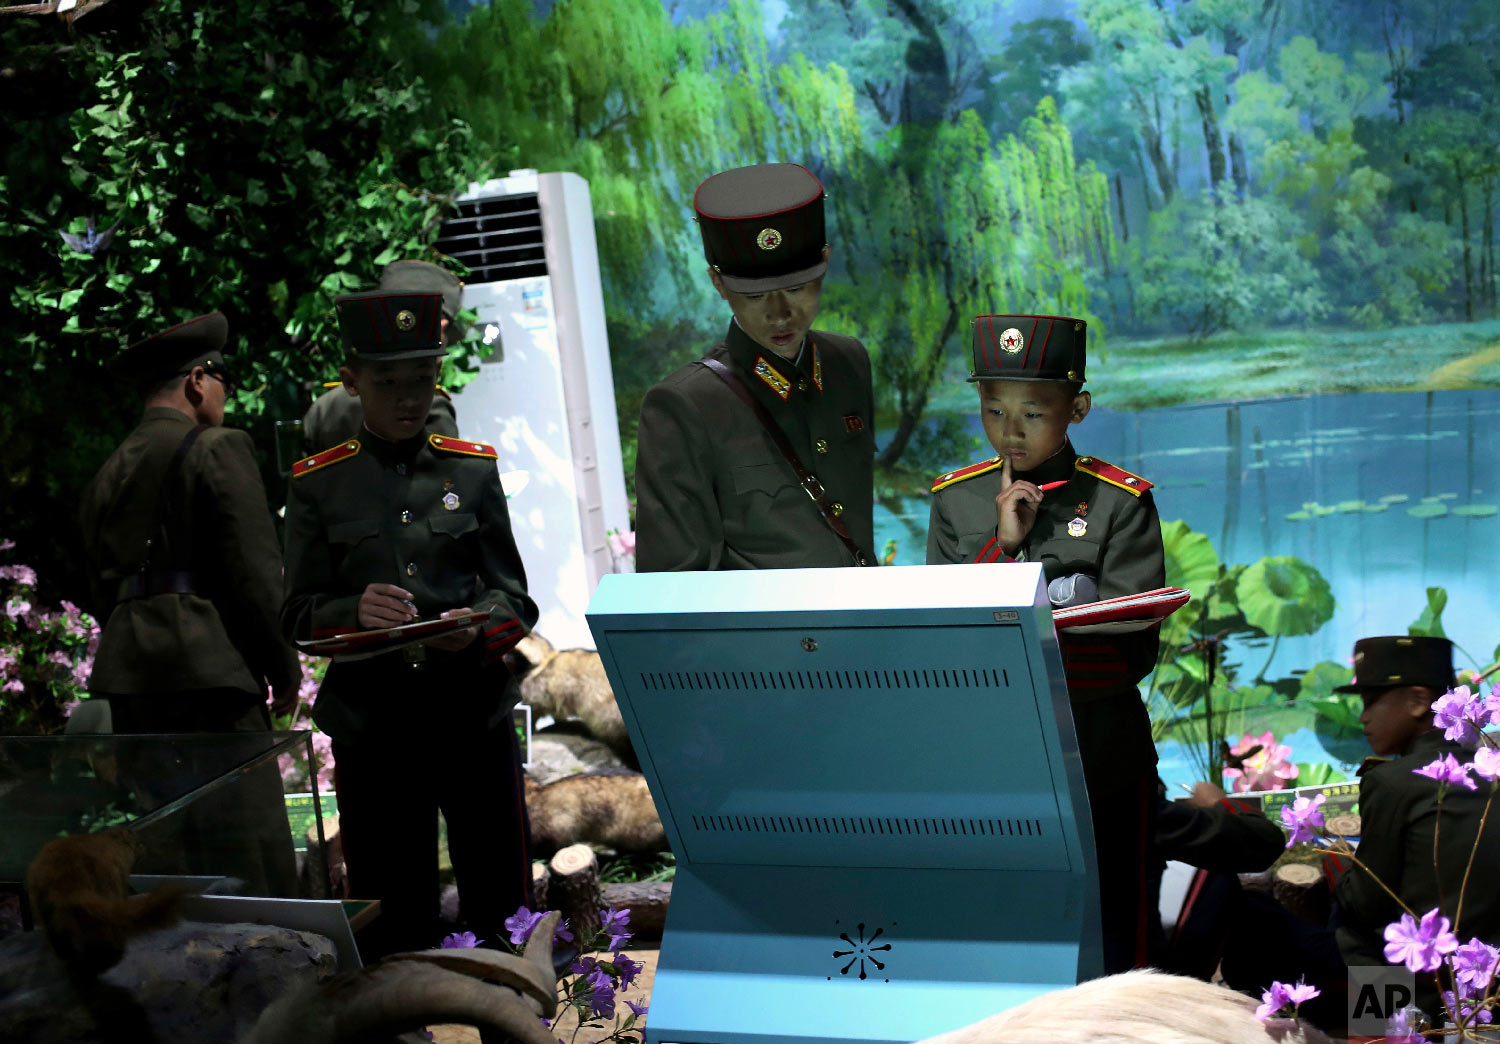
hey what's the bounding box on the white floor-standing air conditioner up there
[438,170,631,651]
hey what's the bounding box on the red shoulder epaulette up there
[292,439,361,478]
[1217,797,1263,817]
[435,386,453,401]
[931,456,1003,493]
[1075,455,1152,496]
[429,434,497,460]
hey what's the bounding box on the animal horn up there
[383,937,558,1017]
[521,909,562,984]
[326,962,557,1044]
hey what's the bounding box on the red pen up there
[1038,479,1069,492]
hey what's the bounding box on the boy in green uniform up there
[927,313,1165,974]
[635,162,876,571]
[301,260,461,454]
[281,290,538,957]
[1320,636,1500,1021]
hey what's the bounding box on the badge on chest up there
[1067,516,1088,538]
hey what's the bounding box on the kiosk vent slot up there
[639,667,1009,692]
[687,814,1043,838]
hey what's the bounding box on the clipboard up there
[1051,587,1190,634]
[297,609,490,660]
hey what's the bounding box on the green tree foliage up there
[0,0,490,602]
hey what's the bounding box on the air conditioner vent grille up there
[437,192,547,281]
[688,814,1044,838]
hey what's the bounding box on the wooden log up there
[601,881,671,942]
[549,844,603,940]
[1237,870,1274,894]
[532,861,551,911]
[1326,814,1362,838]
[1273,862,1329,924]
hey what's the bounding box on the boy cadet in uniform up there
[301,260,461,454]
[79,311,299,894]
[281,290,538,957]
[926,314,1165,974]
[635,162,876,571]
[1319,636,1500,1020]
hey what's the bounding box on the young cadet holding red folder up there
[281,289,538,959]
[926,314,1165,975]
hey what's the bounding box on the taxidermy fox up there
[26,826,189,978]
[508,633,634,760]
[524,772,666,855]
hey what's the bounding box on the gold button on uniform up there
[815,439,829,454]
[406,563,417,577]
[797,379,810,392]
[830,502,844,516]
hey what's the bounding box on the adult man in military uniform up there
[79,311,299,895]
[1320,636,1500,1020]
[282,289,538,958]
[301,260,462,454]
[926,314,1165,973]
[635,162,875,571]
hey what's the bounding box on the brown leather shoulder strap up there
[700,358,870,566]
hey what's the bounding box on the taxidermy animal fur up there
[26,826,188,978]
[913,970,1332,1044]
[524,772,666,855]
[508,633,632,759]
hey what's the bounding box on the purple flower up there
[608,931,633,950]
[1486,682,1500,721]
[1414,753,1478,792]
[441,930,482,948]
[553,918,574,944]
[1442,989,1493,1025]
[570,955,598,977]
[1474,747,1500,783]
[1385,1007,1424,1044]
[1254,981,1292,1021]
[625,999,649,1017]
[504,905,545,945]
[585,967,616,1018]
[614,952,643,989]
[600,907,631,934]
[1284,980,1320,1007]
[1279,792,1327,847]
[1433,686,1491,747]
[1385,908,1460,973]
[1452,938,1500,993]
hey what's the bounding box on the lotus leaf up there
[1160,519,1220,601]
[1336,500,1366,513]
[1284,510,1312,521]
[1299,660,1355,699]
[1408,586,1447,639]
[1453,505,1498,518]
[1407,502,1448,518]
[1312,504,1338,517]
[1379,494,1410,504]
[1362,504,1389,513]
[1235,557,1336,636]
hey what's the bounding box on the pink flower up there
[1385,908,1459,973]
[1433,685,1492,747]
[1223,730,1299,793]
[5,598,31,621]
[1279,792,1326,847]
[1,678,23,695]
[1254,979,1320,1020]
[608,529,637,558]
[0,538,14,552]
[0,564,37,588]
[1414,753,1477,793]
[0,647,17,674]
[1473,747,1500,783]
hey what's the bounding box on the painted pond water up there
[874,389,1500,790]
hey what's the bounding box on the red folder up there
[297,609,491,660]
[1051,587,1190,634]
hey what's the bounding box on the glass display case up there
[0,731,325,902]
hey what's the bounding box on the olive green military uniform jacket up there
[281,429,538,742]
[1327,729,1500,1006]
[301,385,457,456]
[79,407,298,698]
[926,443,1165,776]
[635,320,875,572]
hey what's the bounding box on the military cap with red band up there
[108,311,230,385]
[694,162,828,293]
[968,313,1087,384]
[335,290,446,361]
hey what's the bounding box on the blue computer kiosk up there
[586,563,1101,1044]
